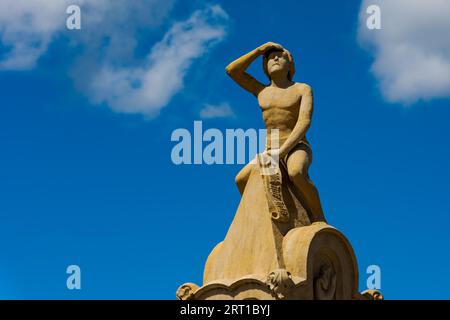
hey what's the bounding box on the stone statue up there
[177,43,382,300]
[226,42,325,223]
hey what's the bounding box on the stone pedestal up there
[177,165,381,300]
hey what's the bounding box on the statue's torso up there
[258,83,310,149]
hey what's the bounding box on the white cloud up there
[358,0,450,104]
[200,102,234,119]
[0,1,228,116]
[89,5,228,116]
[0,0,174,69]
[0,0,68,69]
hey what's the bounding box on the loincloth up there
[267,139,313,169]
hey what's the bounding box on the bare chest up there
[258,87,302,111]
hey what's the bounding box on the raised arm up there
[225,42,283,97]
[278,84,314,157]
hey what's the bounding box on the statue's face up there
[266,50,290,78]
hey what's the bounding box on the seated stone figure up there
[176,43,381,301]
[225,42,325,223]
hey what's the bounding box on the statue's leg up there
[235,162,255,195]
[286,147,326,223]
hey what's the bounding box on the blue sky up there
[1,0,450,299]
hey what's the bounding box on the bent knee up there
[287,165,307,180]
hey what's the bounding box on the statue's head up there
[263,48,295,81]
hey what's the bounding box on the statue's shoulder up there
[293,82,313,95]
